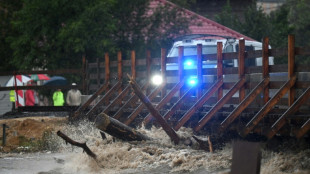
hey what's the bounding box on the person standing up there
[9,90,16,111]
[66,83,82,106]
[53,89,64,106]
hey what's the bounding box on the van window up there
[224,45,234,53]
[235,44,255,52]
[168,45,218,57]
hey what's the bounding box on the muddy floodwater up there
[0,120,309,174]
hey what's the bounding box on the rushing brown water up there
[0,119,309,174]
[51,120,310,174]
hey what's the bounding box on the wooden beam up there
[197,44,202,98]
[242,76,297,137]
[117,51,122,93]
[131,50,136,79]
[82,56,87,94]
[220,77,270,133]
[238,39,245,101]
[262,37,270,104]
[146,50,152,95]
[96,58,100,88]
[288,35,295,106]
[174,78,223,131]
[95,113,151,141]
[57,131,98,160]
[161,48,167,97]
[266,86,310,139]
[217,42,223,100]
[194,77,246,132]
[143,79,185,125]
[105,53,110,83]
[295,118,310,139]
[104,54,110,105]
[128,75,180,144]
[178,46,184,97]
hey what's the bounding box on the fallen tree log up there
[95,113,151,141]
[57,130,97,160]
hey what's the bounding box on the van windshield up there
[168,45,218,57]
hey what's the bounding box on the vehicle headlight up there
[151,75,163,86]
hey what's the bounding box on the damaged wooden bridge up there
[71,35,310,140]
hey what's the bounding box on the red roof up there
[149,0,255,41]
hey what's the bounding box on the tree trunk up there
[95,113,151,141]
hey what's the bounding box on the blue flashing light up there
[184,59,195,69]
[187,77,198,87]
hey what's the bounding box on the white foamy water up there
[1,120,309,174]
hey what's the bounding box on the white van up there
[166,38,274,69]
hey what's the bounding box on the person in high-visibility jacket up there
[53,89,64,106]
[9,90,16,111]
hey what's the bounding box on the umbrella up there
[29,74,50,81]
[43,76,67,86]
[5,75,32,87]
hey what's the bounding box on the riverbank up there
[0,116,68,152]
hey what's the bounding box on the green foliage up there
[0,0,22,71]
[214,0,310,64]
[4,0,190,70]
[3,0,310,70]
[269,3,294,49]
[215,1,271,41]
[214,0,240,31]
[240,4,272,42]
[287,0,310,47]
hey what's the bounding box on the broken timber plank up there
[194,77,246,132]
[266,86,310,139]
[95,113,151,141]
[220,77,270,133]
[128,74,180,144]
[57,131,97,160]
[242,76,296,137]
[174,78,223,131]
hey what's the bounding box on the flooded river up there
[0,120,309,174]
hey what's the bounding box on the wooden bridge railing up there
[84,34,309,139]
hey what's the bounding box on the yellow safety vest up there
[9,90,15,102]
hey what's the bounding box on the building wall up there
[0,76,13,115]
[257,0,286,14]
